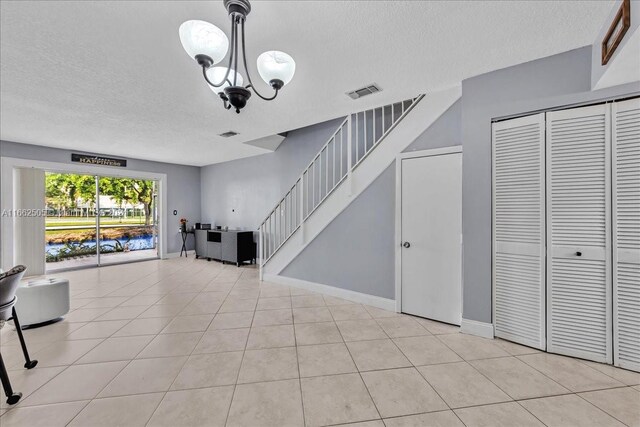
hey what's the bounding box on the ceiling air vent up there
[346,83,382,100]
[219,131,239,138]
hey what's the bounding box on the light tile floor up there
[0,257,638,426]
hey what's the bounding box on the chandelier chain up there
[232,16,239,86]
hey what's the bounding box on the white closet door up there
[613,98,640,372]
[546,104,612,363]
[492,113,545,349]
[401,152,462,325]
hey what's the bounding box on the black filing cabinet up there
[222,231,254,266]
[194,229,255,266]
[195,230,208,259]
[207,231,222,260]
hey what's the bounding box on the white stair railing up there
[259,95,424,265]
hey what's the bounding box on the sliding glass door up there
[45,173,99,271]
[97,177,158,266]
[45,173,158,272]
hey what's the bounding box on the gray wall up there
[200,117,345,231]
[281,100,462,299]
[281,164,397,298]
[0,140,201,254]
[461,46,640,323]
[404,99,461,153]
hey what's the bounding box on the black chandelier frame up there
[194,0,283,113]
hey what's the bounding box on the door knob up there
[403,242,411,248]
[576,251,582,257]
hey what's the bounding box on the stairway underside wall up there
[280,164,397,298]
[270,92,462,299]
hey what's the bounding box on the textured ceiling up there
[0,1,613,166]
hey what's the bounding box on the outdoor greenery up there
[46,218,144,227]
[45,236,132,263]
[44,173,157,266]
[46,225,153,243]
[46,173,97,210]
[45,174,155,225]
[45,241,97,263]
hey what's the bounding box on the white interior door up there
[612,98,640,372]
[400,151,462,325]
[546,103,612,364]
[492,113,546,350]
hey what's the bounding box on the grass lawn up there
[46,225,154,240]
[46,217,148,227]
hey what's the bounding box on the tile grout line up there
[222,273,257,427]
[401,347,462,422]
[512,399,559,427]
[0,269,171,397]
[335,311,385,424]
[61,358,137,426]
[431,334,627,426]
[59,261,211,424]
[4,260,636,427]
[11,361,628,414]
[421,330,532,426]
[64,262,223,425]
[515,353,626,394]
[569,358,640,386]
[573,388,635,426]
[368,313,470,426]
[3,337,108,406]
[377,408,465,426]
[291,288,308,427]
[143,271,231,426]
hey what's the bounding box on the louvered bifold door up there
[546,104,612,363]
[492,113,546,350]
[613,98,640,372]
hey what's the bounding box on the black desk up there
[180,230,194,257]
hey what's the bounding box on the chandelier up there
[179,0,296,113]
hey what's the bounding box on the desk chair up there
[0,265,38,404]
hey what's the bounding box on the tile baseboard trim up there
[263,273,396,311]
[164,252,182,259]
[460,318,494,339]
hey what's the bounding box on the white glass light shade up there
[179,20,229,64]
[205,67,244,94]
[256,51,296,86]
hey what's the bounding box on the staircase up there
[259,86,462,279]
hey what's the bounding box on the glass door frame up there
[2,155,168,274]
[95,175,101,265]
[43,171,101,272]
[95,174,159,267]
[43,169,163,272]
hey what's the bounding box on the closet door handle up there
[576,251,582,257]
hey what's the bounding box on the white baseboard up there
[460,318,494,339]
[164,252,181,259]
[263,274,396,311]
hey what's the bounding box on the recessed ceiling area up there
[0,0,613,166]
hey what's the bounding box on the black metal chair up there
[0,265,38,405]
